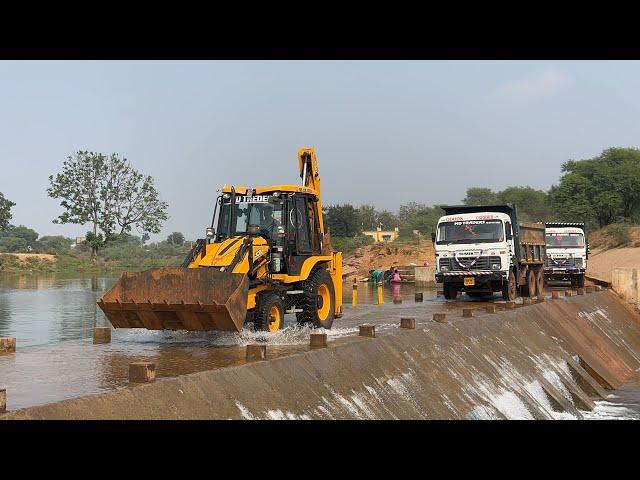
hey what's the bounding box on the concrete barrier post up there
[415,292,423,302]
[577,288,585,295]
[400,317,416,329]
[462,308,473,318]
[359,325,376,337]
[552,291,560,299]
[129,362,156,383]
[310,333,327,348]
[377,282,384,305]
[433,313,447,323]
[352,281,358,309]
[565,290,573,297]
[393,296,402,304]
[246,344,267,361]
[0,388,5,413]
[522,298,532,306]
[486,305,497,314]
[93,327,111,344]
[0,337,16,354]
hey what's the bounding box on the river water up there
[0,272,638,417]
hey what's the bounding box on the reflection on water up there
[0,273,116,347]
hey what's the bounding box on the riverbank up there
[0,252,184,274]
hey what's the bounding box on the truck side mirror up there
[431,232,436,243]
[505,222,513,240]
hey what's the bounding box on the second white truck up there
[543,222,588,288]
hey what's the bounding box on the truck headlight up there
[441,266,449,271]
[491,263,500,270]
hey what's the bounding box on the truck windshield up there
[436,219,504,244]
[546,233,585,248]
[217,197,283,240]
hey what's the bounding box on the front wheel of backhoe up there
[297,268,335,329]
[254,293,285,332]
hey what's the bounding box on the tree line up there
[324,147,640,244]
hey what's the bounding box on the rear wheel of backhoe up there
[254,293,285,332]
[297,268,335,329]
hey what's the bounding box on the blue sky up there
[1,60,639,241]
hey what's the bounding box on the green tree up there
[36,236,73,254]
[167,232,185,246]
[399,202,427,224]
[357,204,378,231]
[0,236,27,252]
[1,225,39,244]
[48,151,168,259]
[497,186,551,222]
[0,192,15,231]
[462,187,499,206]
[377,210,399,230]
[323,204,361,237]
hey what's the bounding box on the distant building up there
[70,236,86,249]
[362,226,399,243]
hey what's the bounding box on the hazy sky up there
[1,60,639,241]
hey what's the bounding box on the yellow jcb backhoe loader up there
[97,148,343,333]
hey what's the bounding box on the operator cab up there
[210,187,323,275]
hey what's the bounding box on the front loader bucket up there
[97,268,249,332]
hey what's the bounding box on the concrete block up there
[462,308,473,318]
[310,333,327,348]
[433,313,447,323]
[129,362,156,383]
[536,296,545,303]
[400,317,416,329]
[552,291,560,299]
[486,305,497,314]
[93,327,111,344]
[565,290,573,297]
[359,325,376,337]
[577,288,585,295]
[522,298,532,306]
[0,337,16,354]
[414,292,423,302]
[246,344,267,361]
[393,296,402,304]
[585,286,595,293]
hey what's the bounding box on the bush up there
[331,235,373,255]
[35,236,73,254]
[607,222,631,247]
[0,236,27,252]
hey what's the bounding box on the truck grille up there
[546,257,583,268]
[439,256,500,271]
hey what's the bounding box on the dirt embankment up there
[8,253,56,262]
[587,247,640,283]
[343,241,435,279]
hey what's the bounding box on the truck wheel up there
[297,268,335,329]
[535,269,544,297]
[523,270,536,297]
[502,270,517,301]
[443,283,458,300]
[254,293,284,332]
[576,275,585,288]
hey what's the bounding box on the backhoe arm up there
[297,147,324,234]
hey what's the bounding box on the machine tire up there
[443,283,458,300]
[575,275,585,288]
[535,269,544,298]
[523,269,536,297]
[502,270,517,301]
[254,293,285,332]
[296,268,335,329]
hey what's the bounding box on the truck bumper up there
[435,271,504,284]
[544,268,585,278]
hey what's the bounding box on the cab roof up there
[221,184,318,196]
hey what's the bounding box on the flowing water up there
[1,272,639,417]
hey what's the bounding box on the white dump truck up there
[433,204,546,301]
[543,222,588,288]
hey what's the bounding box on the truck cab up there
[543,222,588,288]
[434,204,545,301]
